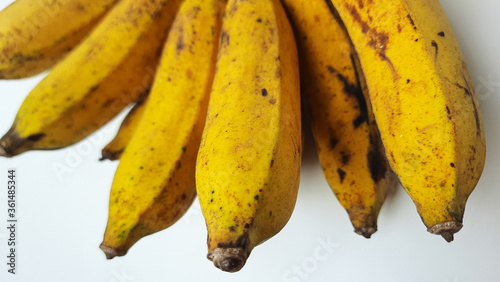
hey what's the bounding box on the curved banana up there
[100,0,225,259]
[282,0,392,238]
[0,0,118,79]
[196,0,301,272]
[101,96,149,161]
[330,0,486,241]
[0,0,182,157]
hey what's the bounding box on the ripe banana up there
[101,96,149,161]
[196,0,301,272]
[0,0,118,79]
[0,0,182,157]
[100,0,225,259]
[282,0,392,238]
[330,0,486,241]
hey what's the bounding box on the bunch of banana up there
[0,0,487,275]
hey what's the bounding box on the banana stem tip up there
[99,149,120,161]
[207,247,248,273]
[427,221,463,242]
[354,227,377,239]
[99,243,126,259]
[0,144,12,158]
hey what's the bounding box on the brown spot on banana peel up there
[345,4,398,79]
[340,151,350,165]
[438,31,445,37]
[355,0,366,9]
[208,233,250,273]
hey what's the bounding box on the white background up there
[0,0,499,281]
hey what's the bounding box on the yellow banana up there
[196,0,301,272]
[0,0,182,157]
[101,96,149,161]
[0,0,118,79]
[100,0,225,259]
[330,0,486,241]
[282,0,392,238]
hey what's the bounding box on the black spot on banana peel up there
[261,88,268,96]
[325,61,368,129]
[431,40,439,61]
[367,129,388,183]
[329,137,338,150]
[337,168,346,183]
[407,14,416,27]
